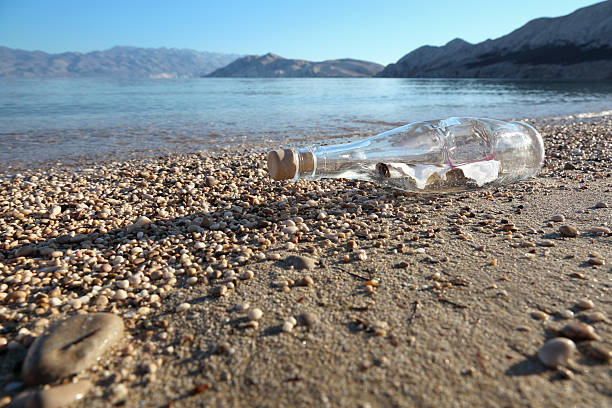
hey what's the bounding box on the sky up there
[0,0,600,65]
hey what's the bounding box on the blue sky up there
[0,0,598,64]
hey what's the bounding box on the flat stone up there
[284,255,317,270]
[594,201,608,208]
[9,381,92,408]
[23,313,124,385]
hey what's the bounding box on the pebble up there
[538,337,576,368]
[558,225,579,238]
[297,276,314,286]
[205,176,218,187]
[9,380,92,408]
[550,214,565,222]
[126,216,152,233]
[22,313,124,385]
[588,226,611,235]
[537,240,556,247]
[284,255,317,270]
[560,309,574,319]
[177,303,191,312]
[587,257,605,265]
[594,201,608,208]
[531,311,549,320]
[584,343,612,362]
[576,298,594,310]
[585,312,607,323]
[247,308,263,321]
[298,312,319,328]
[559,321,599,341]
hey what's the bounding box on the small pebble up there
[550,214,565,222]
[584,343,612,362]
[538,337,576,368]
[298,312,319,328]
[177,303,191,312]
[531,311,549,320]
[585,312,607,323]
[558,225,579,238]
[560,309,574,319]
[576,298,594,310]
[587,257,605,265]
[248,308,263,321]
[560,321,599,341]
[284,255,317,270]
[594,201,608,208]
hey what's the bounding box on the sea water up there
[1,77,611,169]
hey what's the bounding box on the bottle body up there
[289,117,544,193]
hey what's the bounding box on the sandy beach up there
[0,114,610,407]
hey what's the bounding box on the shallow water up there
[1,77,611,169]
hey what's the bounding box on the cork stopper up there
[267,149,298,181]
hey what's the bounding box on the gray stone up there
[23,313,124,385]
[558,225,579,238]
[9,381,92,408]
[285,255,317,270]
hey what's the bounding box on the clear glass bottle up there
[267,117,544,193]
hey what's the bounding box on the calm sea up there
[1,77,611,169]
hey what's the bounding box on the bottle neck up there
[295,137,374,181]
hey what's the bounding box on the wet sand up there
[0,115,610,407]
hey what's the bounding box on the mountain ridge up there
[378,0,612,79]
[0,46,242,78]
[205,53,384,78]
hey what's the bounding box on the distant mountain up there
[206,53,384,77]
[379,1,612,79]
[0,46,241,78]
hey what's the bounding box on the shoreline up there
[0,114,610,407]
[2,109,612,175]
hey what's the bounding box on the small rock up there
[587,257,605,265]
[531,311,549,320]
[584,343,612,362]
[282,321,294,333]
[298,312,319,328]
[563,162,576,170]
[550,214,565,222]
[588,226,611,235]
[285,255,317,270]
[15,246,37,258]
[594,202,608,208]
[558,225,579,238]
[537,240,556,247]
[296,276,314,286]
[281,226,299,235]
[177,303,191,312]
[576,298,594,310]
[247,308,263,321]
[22,313,124,385]
[9,381,92,408]
[585,312,607,323]
[205,176,218,187]
[538,337,576,368]
[49,205,62,219]
[127,216,151,233]
[560,321,599,341]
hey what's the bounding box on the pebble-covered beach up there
[0,115,610,407]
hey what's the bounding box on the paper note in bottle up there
[267,117,544,193]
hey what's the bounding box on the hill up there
[378,1,612,79]
[206,53,383,77]
[0,46,241,78]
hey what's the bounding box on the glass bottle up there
[267,117,544,193]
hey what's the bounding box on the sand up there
[0,114,610,407]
